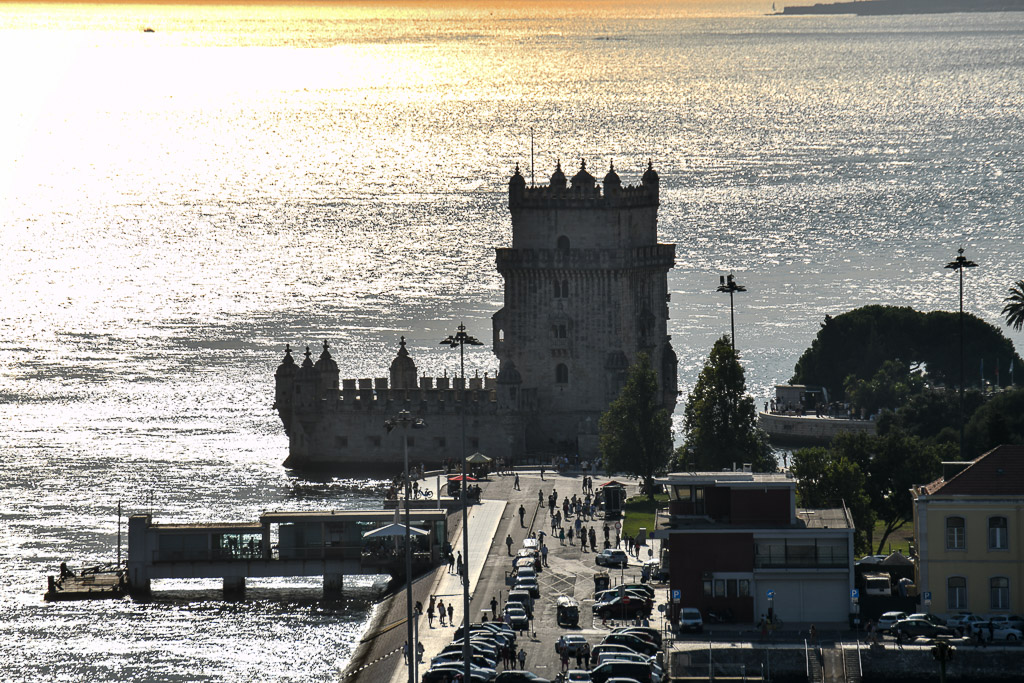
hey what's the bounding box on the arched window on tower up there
[560,280,569,298]
[554,279,562,298]
[557,235,570,250]
[555,363,569,384]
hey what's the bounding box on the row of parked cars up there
[421,621,519,682]
[551,625,664,683]
[877,611,1024,641]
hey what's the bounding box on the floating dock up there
[45,564,128,601]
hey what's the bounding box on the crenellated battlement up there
[508,159,659,209]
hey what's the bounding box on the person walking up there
[514,473,520,490]
[559,527,565,545]
[491,596,499,620]
[403,641,409,664]
[447,551,455,574]
[517,647,527,670]
[427,602,435,627]
[538,489,544,505]
[506,534,514,555]
[447,603,454,627]
[519,505,526,527]
[438,599,446,626]
[567,527,574,545]
[540,543,548,567]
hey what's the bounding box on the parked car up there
[618,583,656,600]
[431,652,497,670]
[422,667,491,683]
[601,633,659,657]
[877,611,909,634]
[612,625,663,648]
[594,549,629,568]
[678,607,704,633]
[590,643,642,666]
[596,651,663,676]
[495,673,551,683]
[893,618,957,640]
[504,604,530,631]
[906,613,945,628]
[555,634,590,656]
[594,588,653,604]
[986,614,1024,631]
[565,670,592,683]
[593,595,649,620]
[457,622,516,645]
[947,613,985,634]
[426,662,498,681]
[515,576,541,598]
[971,621,1023,641]
[507,588,535,612]
[590,660,655,683]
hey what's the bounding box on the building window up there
[555,363,569,384]
[946,516,966,550]
[948,576,967,610]
[703,580,712,597]
[990,577,1010,610]
[739,579,750,597]
[694,486,705,515]
[557,235,570,250]
[989,517,1008,550]
[714,580,725,597]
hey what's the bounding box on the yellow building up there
[912,445,1024,617]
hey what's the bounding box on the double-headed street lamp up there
[439,322,483,683]
[945,247,978,460]
[384,409,427,683]
[717,274,746,352]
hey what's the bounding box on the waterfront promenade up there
[345,468,657,682]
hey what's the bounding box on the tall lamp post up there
[717,274,746,351]
[945,248,978,460]
[439,322,483,683]
[385,409,427,683]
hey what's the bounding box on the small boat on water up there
[45,563,128,601]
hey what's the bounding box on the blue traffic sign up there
[851,588,859,599]
[671,589,681,602]
[923,591,932,602]
[766,590,775,598]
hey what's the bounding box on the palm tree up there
[1003,280,1024,331]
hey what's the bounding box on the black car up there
[894,618,957,639]
[592,595,651,620]
[601,632,658,657]
[422,667,491,683]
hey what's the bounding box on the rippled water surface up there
[1,1,1023,680]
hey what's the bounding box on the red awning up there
[447,475,478,482]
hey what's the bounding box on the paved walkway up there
[387,498,507,683]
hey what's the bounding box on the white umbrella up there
[362,523,428,539]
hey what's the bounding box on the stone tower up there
[493,160,677,458]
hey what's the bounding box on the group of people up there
[556,637,591,672]
[425,594,456,628]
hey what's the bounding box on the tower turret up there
[389,336,419,389]
[293,346,316,411]
[509,163,526,204]
[313,340,339,399]
[274,344,297,434]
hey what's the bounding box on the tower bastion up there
[274,160,677,469]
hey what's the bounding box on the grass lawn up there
[622,493,668,539]
[869,520,914,557]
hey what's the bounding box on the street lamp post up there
[384,409,426,683]
[717,274,747,352]
[439,322,483,683]
[945,247,978,460]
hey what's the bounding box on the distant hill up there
[780,0,1024,15]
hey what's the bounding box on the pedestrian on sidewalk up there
[580,527,587,552]
[447,551,455,574]
[519,505,526,527]
[438,599,446,626]
[541,543,548,566]
[559,528,565,545]
[491,596,499,620]
[540,464,545,480]
[514,473,520,490]
[567,527,574,545]
[538,489,544,505]
[517,647,527,669]
[427,602,435,627]
[416,641,424,662]
[447,603,453,626]
[506,534,514,555]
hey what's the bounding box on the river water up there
[0,1,1022,680]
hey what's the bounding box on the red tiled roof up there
[923,445,1024,496]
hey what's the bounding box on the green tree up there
[843,360,924,415]
[791,305,1022,397]
[792,447,875,553]
[599,353,673,500]
[1003,280,1024,332]
[676,336,775,473]
[965,387,1024,455]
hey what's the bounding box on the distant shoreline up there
[778,0,1024,15]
